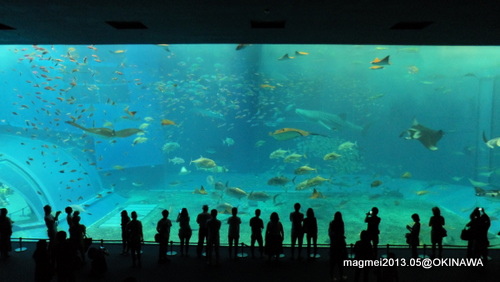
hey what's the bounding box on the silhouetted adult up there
[406,213,420,258]
[120,210,131,255]
[177,208,192,256]
[156,209,172,263]
[227,207,242,259]
[249,209,264,258]
[88,247,108,278]
[196,204,211,258]
[65,206,73,231]
[329,211,348,281]
[69,215,86,263]
[474,207,491,262]
[126,211,143,268]
[265,212,284,261]
[429,207,445,258]
[303,207,318,259]
[44,205,62,243]
[33,239,53,282]
[52,231,78,282]
[465,208,479,258]
[289,202,304,259]
[206,209,221,265]
[0,208,13,259]
[364,207,380,257]
[354,230,373,282]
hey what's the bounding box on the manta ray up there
[65,121,144,138]
[295,108,367,133]
[482,131,500,148]
[269,128,326,141]
[400,119,444,150]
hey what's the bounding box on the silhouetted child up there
[354,230,373,282]
[69,215,86,263]
[249,209,264,258]
[406,213,420,258]
[364,207,380,258]
[33,239,53,282]
[329,211,348,281]
[429,207,445,258]
[265,212,284,261]
[289,202,304,259]
[206,209,221,265]
[227,207,241,259]
[303,208,318,259]
[156,209,172,263]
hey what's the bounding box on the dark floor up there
[1,241,499,282]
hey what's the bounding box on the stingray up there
[371,55,390,65]
[65,121,143,138]
[269,128,326,141]
[399,119,444,150]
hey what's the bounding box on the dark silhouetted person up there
[0,208,13,259]
[364,207,380,257]
[329,211,348,281]
[289,202,304,259]
[177,208,192,256]
[265,212,284,261]
[303,207,318,259]
[33,239,53,282]
[196,204,211,258]
[44,205,62,243]
[406,213,420,258]
[121,210,131,255]
[474,207,490,263]
[206,209,221,265]
[52,230,78,282]
[65,206,73,231]
[69,215,86,263]
[88,247,108,278]
[249,209,264,258]
[156,209,172,263]
[227,207,242,259]
[465,208,479,258]
[354,230,373,282]
[429,206,445,258]
[126,211,143,268]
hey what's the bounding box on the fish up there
[254,140,266,147]
[216,203,233,214]
[269,148,289,159]
[323,152,341,161]
[162,142,180,153]
[295,108,367,133]
[248,191,271,202]
[267,176,293,186]
[294,165,317,175]
[132,137,148,145]
[416,190,429,196]
[371,55,390,65]
[277,54,294,60]
[193,186,208,195]
[482,132,500,149]
[295,176,330,190]
[295,51,309,56]
[283,153,306,163]
[309,188,326,199]
[132,182,144,187]
[223,137,235,146]
[65,121,143,138]
[399,119,444,150]
[190,156,216,168]
[369,66,384,70]
[269,128,326,141]
[169,157,185,165]
[225,187,248,199]
[401,172,412,179]
[474,187,500,198]
[370,180,383,187]
[338,141,357,151]
[161,119,176,126]
[192,108,225,121]
[214,181,227,191]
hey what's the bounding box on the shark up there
[400,119,444,150]
[65,121,144,138]
[295,108,366,133]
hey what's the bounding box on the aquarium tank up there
[0,44,499,248]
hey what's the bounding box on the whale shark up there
[295,108,366,132]
[65,121,143,138]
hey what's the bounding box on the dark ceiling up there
[1,0,499,45]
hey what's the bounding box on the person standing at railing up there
[429,206,446,258]
[127,211,144,268]
[177,208,192,256]
[120,210,131,255]
[249,209,264,259]
[196,205,211,259]
[156,209,172,263]
[43,205,61,244]
[364,207,380,258]
[406,213,421,259]
[0,208,13,259]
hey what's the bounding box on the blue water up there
[0,44,499,246]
